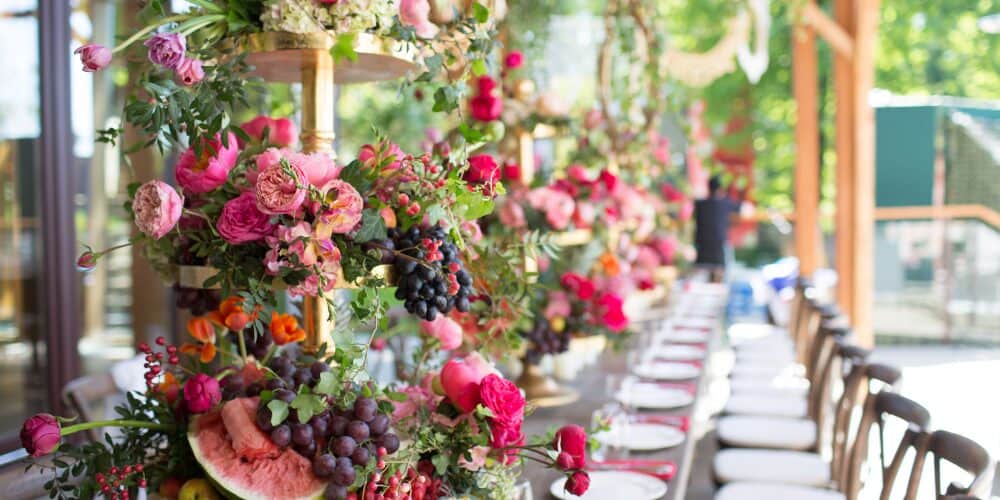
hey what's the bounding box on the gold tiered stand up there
[173,32,417,352]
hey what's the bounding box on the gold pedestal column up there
[300,49,336,352]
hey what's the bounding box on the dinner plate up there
[595,422,686,450]
[657,330,709,343]
[617,384,694,409]
[634,362,700,380]
[650,344,706,361]
[550,470,668,499]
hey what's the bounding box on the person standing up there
[694,176,738,282]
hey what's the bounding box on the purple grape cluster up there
[522,317,571,364]
[250,354,399,495]
[173,285,221,315]
[391,225,473,321]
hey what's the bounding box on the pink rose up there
[20,414,61,457]
[254,157,307,215]
[565,471,591,495]
[314,179,363,236]
[74,44,111,72]
[566,164,592,184]
[504,50,524,69]
[144,32,186,69]
[176,58,204,86]
[560,272,596,300]
[183,373,221,413]
[595,293,628,333]
[479,374,525,426]
[291,151,340,187]
[133,180,183,240]
[464,154,501,195]
[240,116,299,148]
[217,191,274,244]
[544,291,571,320]
[552,424,587,469]
[175,133,239,194]
[469,93,502,123]
[498,199,526,228]
[572,201,596,228]
[420,315,463,350]
[399,0,439,38]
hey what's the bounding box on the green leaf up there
[291,393,326,423]
[471,2,490,23]
[314,371,337,396]
[267,399,289,426]
[384,390,408,402]
[454,189,494,220]
[470,58,488,76]
[354,209,388,243]
[331,33,358,63]
[431,453,451,476]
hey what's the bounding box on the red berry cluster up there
[360,463,440,500]
[94,463,146,500]
[419,238,443,263]
[138,336,178,389]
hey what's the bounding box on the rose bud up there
[20,413,61,457]
[565,471,590,496]
[74,44,112,72]
[76,251,99,272]
[552,424,587,469]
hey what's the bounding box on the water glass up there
[591,402,630,461]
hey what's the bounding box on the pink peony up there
[464,154,501,195]
[498,199,526,228]
[595,293,628,332]
[74,44,111,72]
[133,180,183,240]
[183,373,221,413]
[175,133,239,194]
[560,272,596,300]
[399,0,439,38]
[175,58,204,86]
[216,192,274,244]
[420,315,463,350]
[240,116,299,148]
[504,50,524,69]
[479,374,525,426]
[440,354,497,413]
[144,32,186,69]
[254,157,308,215]
[314,179,363,236]
[20,414,61,457]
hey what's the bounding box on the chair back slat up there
[925,430,994,500]
[61,372,118,441]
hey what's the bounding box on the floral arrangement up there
[22,300,590,499]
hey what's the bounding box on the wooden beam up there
[833,0,856,327]
[792,23,821,277]
[801,2,856,60]
[873,204,1000,230]
[850,0,880,346]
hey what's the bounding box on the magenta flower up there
[20,414,61,457]
[144,32,186,69]
[216,191,275,244]
[255,159,308,215]
[132,180,183,240]
[183,373,221,414]
[175,58,204,86]
[74,44,112,72]
[175,133,239,194]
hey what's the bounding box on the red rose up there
[469,93,502,122]
[464,154,501,196]
[595,293,628,333]
[476,76,498,94]
[504,51,524,69]
[552,424,587,469]
[502,163,522,182]
[551,179,579,198]
[560,272,596,301]
[20,413,61,457]
[565,471,591,496]
[479,374,526,426]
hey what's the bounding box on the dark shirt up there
[694,196,737,265]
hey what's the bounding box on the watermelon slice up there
[188,397,326,500]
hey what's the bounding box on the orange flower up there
[157,372,180,405]
[598,252,621,277]
[209,296,257,331]
[181,316,218,363]
[270,312,306,345]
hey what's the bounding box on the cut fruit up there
[188,397,327,500]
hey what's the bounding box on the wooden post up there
[833,0,856,324]
[792,20,821,277]
[849,0,879,346]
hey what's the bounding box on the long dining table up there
[523,291,724,500]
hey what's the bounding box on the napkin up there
[590,459,677,481]
[631,414,691,432]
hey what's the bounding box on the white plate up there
[618,385,694,409]
[650,344,706,361]
[595,422,686,450]
[550,470,668,499]
[673,317,716,329]
[634,362,700,380]
[657,330,709,343]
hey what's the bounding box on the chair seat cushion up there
[718,415,816,450]
[715,482,845,500]
[724,393,808,418]
[714,449,830,486]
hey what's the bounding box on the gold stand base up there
[516,363,579,408]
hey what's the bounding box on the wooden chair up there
[61,371,118,441]
[906,430,994,500]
